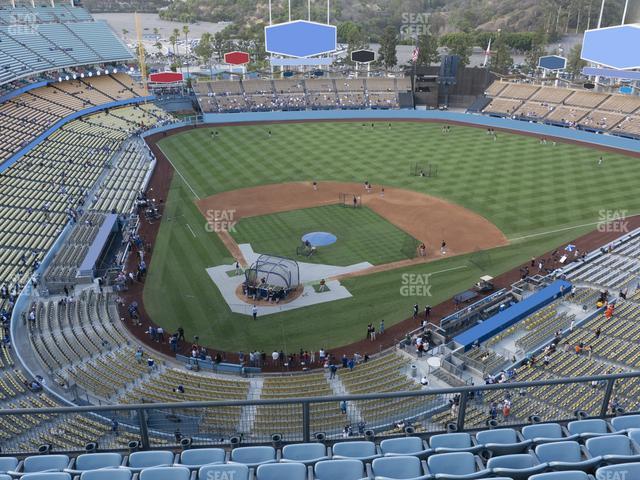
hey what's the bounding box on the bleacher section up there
[196,77,410,113]
[483,80,640,138]
[0,6,132,86]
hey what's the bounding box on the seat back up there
[23,455,70,473]
[230,446,276,464]
[529,472,590,480]
[75,453,122,471]
[596,463,640,479]
[612,415,640,432]
[487,453,537,469]
[332,441,376,458]
[429,432,472,449]
[128,451,174,469]
[180,448,225,466]
[256,462,307,480]
[586,434,633,457]
[80,469,132,480]
[315,459,365,480]
[0,457,18,473]
[535,441,582,463]
[427,452,476,475]
[567,419,607,435]
[628,428,640,445]
[139,466,189,480]
[476,428,518,445]
[21,474,72,480]
[522,423,563,441]
[372,455,424,478]
[199,464,249,480]
[281,443,326,461]
[379,437,424,454]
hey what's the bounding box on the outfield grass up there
[231,205,419,266]
[144,121,640,351]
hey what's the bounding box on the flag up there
[412,46,420,63]
[482,38,492,67]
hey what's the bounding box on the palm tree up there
[182,25,191,78]
[172,28,181,73]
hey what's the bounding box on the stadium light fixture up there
[88,72,93,77]
[80,73,85,78]
[65,75,69,81]
[57,77,62,82]
[72,74,77,80]
[113,68,118,74]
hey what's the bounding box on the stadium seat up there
[127,451,175,472]
[535,440,600,472]
[67,453,123,473]
[139,466,190,480]
[486,453,547,480]
[529,472,590,480]
[522,423,579,444]
[280,443,329,465]
[23,455,71,473]
[176,448,226,468]
[370,455,430,479]
[596,462,640,479]
[428,432,482,454]
[230,446,277,467]
[0,457,18,474]
[198,463,249,480]
[567,419,610,439]
[332,441,381,462]
[379,437,433,458]
[80,469,132,480]
[21,474,71,480]
[426,452,491,479]
[255,462,307,480]
[314,459,367,480]
[628,428,640,446]
[475,428,532,456]
[585,434,640,464]
[611,414,640,432]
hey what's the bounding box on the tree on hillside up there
[490,35,513,74]
[212,31,227,63]
[525,29,548,73]
[416,32,439,67]
[442,33,472,66]
[378,26,398,70]
[194,32,215,77]
[183,25,191,76]
[566,43,587,77]
[338,21,368,64]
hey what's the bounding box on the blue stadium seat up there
[535,440,600,473]
[80,469,132,480]
[522,423,579,444]
[428,432,482,454]
[567,419,610,439]
[596,462,640,479]
[529,472,590,480]
[280,443,329,465]
[426,452,491,479]
[628,428,640,446]
[586,434,640,464]
[230,446,277,467]
[611,414,640,432]
[0,457,18,474]
[68,453,123,473]
[475,428,532,456]
[0,475,10,480]
[176,448,225,469]
[23,455,71,473]
[332,441,381,462]
[139,466,190,480]
[314,459,367,480]
[486,453,547,480]
[127,451,175,472]
[370,455,430,479]
[255,462,307,480]
[379,437,433,459]
[21,474,72,480]
[198,463,249,480]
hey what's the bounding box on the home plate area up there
[205,244,373,316]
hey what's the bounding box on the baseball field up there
[142,121,640,352]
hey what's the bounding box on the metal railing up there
[2,370,640,455]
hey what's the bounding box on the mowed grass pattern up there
[144,122,640,351]
[232,205,420,266]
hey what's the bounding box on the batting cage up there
[410,163,439,177]
[244,254,300,300]
[339,192,361,208]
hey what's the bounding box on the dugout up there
[244,254,300,301]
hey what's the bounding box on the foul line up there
[508,214,640,242]
[429,265,469,276]
[186,223,197,238]
[157,143,201,200]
